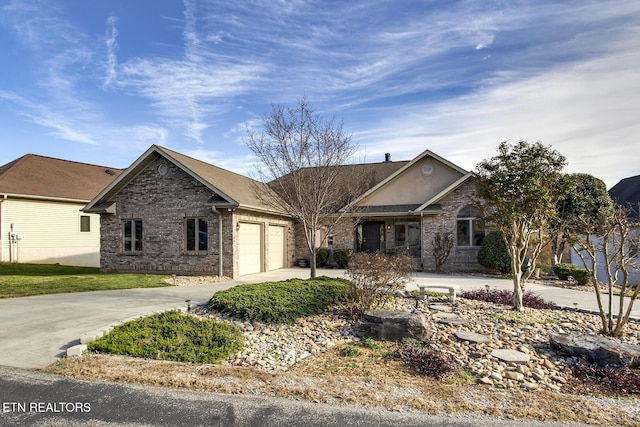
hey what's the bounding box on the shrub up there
[553,263,574,280]
[316,248,330,267]
[477,232,511,274]
[87,310,243,364]
[459,288,558,310]
[432,232,453,273]
[394,339,454,379]
[333,248,352,268]
[345,251,416,318]
[572,360,640,395]
[207,277,350,324]
[359,337,385,350]
[571,268,591,285]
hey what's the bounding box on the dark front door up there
[360,221,384,253]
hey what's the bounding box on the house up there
[0,154,122,267]
[330,149,482,271]
[83,145,296,278]
[84,145,485,278]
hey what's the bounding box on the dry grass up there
[47,344,639,426]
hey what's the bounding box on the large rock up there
[550,333,640,367]
[355,310,431,342]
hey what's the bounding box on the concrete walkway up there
[0,268,637,370]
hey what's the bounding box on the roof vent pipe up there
[385,153,391,162]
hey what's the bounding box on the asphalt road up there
[0,367,591,427]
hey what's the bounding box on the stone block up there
[491,349,530,364]
[356,310,431,342]
[66,344,87,357]
[549,333,640,367]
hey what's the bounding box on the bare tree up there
[245,97,366,277]
[572,206,640,336]
[432,232,453,273]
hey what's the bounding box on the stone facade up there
[306,180,484,273]
[99,156,295,278]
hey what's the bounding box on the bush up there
[316,248,330,267]
[571,268,591,285]
[341,345,360,357]
[572,360,640,395]
[477,232,511,274]
[207,276,350,324]
[87,310,243,364]
[345,251,416,318]
[394,339,454,379]
[553,263,574,280]
[459,288,558,310]
[333,248,352,268]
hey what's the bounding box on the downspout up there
[212,206,223,277]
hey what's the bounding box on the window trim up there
[456,205,485,248]
[123,219,143,253]
[185,218,208,254]
[80,215,91,233]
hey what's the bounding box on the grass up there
[0,262,170,298]
[88,310,243,364]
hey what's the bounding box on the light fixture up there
[236,222,240,231]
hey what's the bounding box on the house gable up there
[354,150,468,212]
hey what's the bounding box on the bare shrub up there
[345,251,415,318]
[432,232,453,273]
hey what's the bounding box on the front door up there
[360,221,384,253]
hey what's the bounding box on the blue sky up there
[1,0,638,188]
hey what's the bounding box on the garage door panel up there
[268,225,285,270]
[239,222,261,276]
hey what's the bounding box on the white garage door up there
[239,222,262,276]
[268,225,285,270]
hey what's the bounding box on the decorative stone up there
[432,312,467,325]
[490,372,503,381]
[356,310,431,342]
[549,333,640,367]
[454,331,491,344]
[504,371,524,381]
[490,349,530,364]
[429,304,453,312]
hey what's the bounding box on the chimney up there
[384,153,391,162]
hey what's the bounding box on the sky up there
[0,0,638,188]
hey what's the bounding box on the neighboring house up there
[0,154,122,267]
[83,145,296,278]
[570,174,640,284]
[84,145,486,278]
[329,149,483,271]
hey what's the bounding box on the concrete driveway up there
[0,268,637,369]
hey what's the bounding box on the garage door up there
[238,222,262,276]
[268,225,285,270]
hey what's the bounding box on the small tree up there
[345,251,415,318]
[432,232,453,273]
[572,205,640,336]
[475,141,566,311]
[245,97,368,277]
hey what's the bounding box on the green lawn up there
[0,263,170,298]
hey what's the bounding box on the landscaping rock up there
[432,312,467,325]
[549,333,640,367]
[355,310,431,342]
[454,331,490,344]
[490,349,530,364]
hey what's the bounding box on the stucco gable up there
[353,150,468,210]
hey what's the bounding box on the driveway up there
[0,268,637,369]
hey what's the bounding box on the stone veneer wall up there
[420,179,484,272]
[99,156,294,278]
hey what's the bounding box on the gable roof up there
[84,145,285,215]
[609,174,640,219]
[349,149,468,214]
[0,154,122,202]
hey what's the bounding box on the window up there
[80,216,91,232]
[186,218,208,253]
[393,221,421,256]
[457,205,485,247]
[123,219,143,252]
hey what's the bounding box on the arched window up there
[457,205,485,247]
